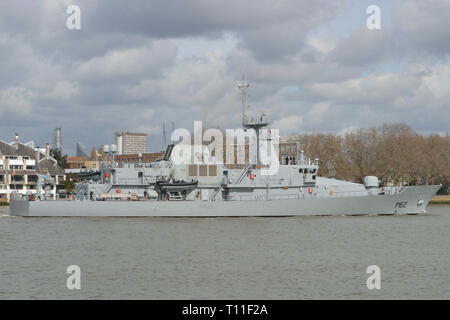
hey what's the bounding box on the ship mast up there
[236,75,269,165]
[237,74,250,127]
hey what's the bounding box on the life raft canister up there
[116,189,121,194]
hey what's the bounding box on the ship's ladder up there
[234,163,253,184]
[105,183,113,194]
[209,186,222,201]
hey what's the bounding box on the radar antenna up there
[237,74,250,127]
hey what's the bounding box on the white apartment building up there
[0,134,65,201]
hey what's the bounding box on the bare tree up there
[281,123,449,193]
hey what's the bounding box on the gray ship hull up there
[10,185,440,217]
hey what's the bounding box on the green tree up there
[60,179,75,193]
[60,173,78,193]
[50,149,68,168]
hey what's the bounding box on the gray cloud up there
[0,0,448,154]
[330,0,450,67]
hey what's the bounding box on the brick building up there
[114,152,164,167]
[66,157,100,170]
[114,132,147,155]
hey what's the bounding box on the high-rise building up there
[52,127,63,152]
[76,142,90,158]
[115,132,147,155]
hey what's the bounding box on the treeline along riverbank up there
[284,123,449,194]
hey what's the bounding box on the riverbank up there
[430,195,450,205]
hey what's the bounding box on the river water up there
[0,205,449,299]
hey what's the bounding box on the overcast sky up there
[0,0,449,154]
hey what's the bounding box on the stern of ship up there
[10,200,30,216]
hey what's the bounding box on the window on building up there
[13,175,25,182]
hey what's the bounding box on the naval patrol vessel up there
[10,79,440,217]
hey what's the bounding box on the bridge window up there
[189,164,217,177]
[199,165,208,177]
[209,165,217,176]
[189,165,198,176]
